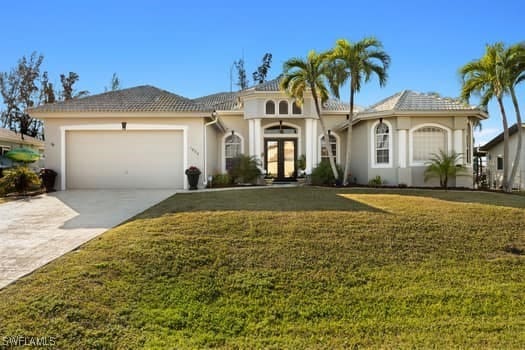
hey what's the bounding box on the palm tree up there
[424,150,466,189]
[460,43,512,192]
[280,50,338,180]
[506,43,525,190]
[329,38,391,185]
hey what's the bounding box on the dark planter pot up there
[186,173,200,190]
[39,168,57,192]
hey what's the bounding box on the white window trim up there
[408,123,452,167]
[318,132,340,164]
[370,120,394,169]
[222,131,245,172]
[466,121,473,165]
[60,124,188,191]
[278,100,289,116]
[264,100,276,115]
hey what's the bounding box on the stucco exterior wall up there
[485,129,524,190]
[43,117,206,189]
[349,121,369,184]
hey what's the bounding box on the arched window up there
[264,125,297,134]
[375,123,390,164]
[412,126,447,162]
[265,101,275,115]
[224,134,242,170]
[292,101,302,114]
[279,101,289,115]
[320,134,337,163]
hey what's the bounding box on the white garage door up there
[66,130,184,189]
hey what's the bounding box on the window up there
[265,125,297,134]
[279,101,288,115]
[292,101,302,114]
[375,123,390,164]
[225,134,242,170]
[320,135,337,163]
[412,126,447,162]
[265,101,275,115]
[497,156,503,170]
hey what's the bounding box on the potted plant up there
[185,166,201,190]
[264,170,273,186]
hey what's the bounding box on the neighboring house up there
[29,79,486,190]
[0,128,45,171]
[480,123,525,190]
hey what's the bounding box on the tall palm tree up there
[280,50,338,180]
[507,43,525,189]
[329,38,391,185]
[460,43,512,192]
[461,42,525,192]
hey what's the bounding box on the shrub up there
[0,166,41,195]
[310,160,343,186]
[368,175,383,187]
[228,155,262,184]
[211,174,233,187]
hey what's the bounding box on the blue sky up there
[1,0,523,145]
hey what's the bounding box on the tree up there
[60,72,89,100]
[506,43,525,190]
[40,71,56,104]
[0,52,45,138]
[329,38,391,185]
[424,150,467,189]
[234,59,249,90]
[280,50,338,180]
[105,73,120,92]
[460,43,523,192]
[252,53,272,84]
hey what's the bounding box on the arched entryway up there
[263,123,299,181]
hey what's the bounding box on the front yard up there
[0,188,524,348]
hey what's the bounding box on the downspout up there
[203,110,219,186]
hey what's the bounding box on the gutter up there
[203,110,223,186]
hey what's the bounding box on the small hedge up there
[310,161,343,186]
[0,166,41,196]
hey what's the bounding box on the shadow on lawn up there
[136,187,385,218]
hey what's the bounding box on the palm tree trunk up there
[311,87,339,181]
[508,87,522,190]
[497,96,511,192]
[343,85,355,185]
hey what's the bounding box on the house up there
[0,128,45,171]
[28,78,487,190]
[480,123,525,190]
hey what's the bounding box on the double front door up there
[264,139,297,180]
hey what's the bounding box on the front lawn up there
[0,188,524,349]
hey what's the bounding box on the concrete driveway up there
[0,189,176,290]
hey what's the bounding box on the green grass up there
[0,187,524,349]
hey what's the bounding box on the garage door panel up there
[66,130,184,189]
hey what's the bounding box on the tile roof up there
[253,77,282,91]
[193,91,241,110]
[0,128,44,147]
[29,85,210,113]
[362,90,478,113]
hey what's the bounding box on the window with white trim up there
[279,101,288,115]
[412,126,447,162]
[375,123,390,164]
[320,135,337,163]
[225,134,242,170]
[497,156,503,170]
[292,101,302,114]
[466,123,472,164]
[265,101,275,115]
